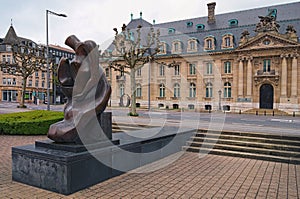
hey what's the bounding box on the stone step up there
[243,108,289,116]
[183,147,300,164]
[184,142,300,158]
[192,134,300,146]
[187,138,300,152]
[183,129,300,164]
[196,130,300,141]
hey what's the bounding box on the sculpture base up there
[12,126,194,195]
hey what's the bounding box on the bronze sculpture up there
[48,35,111,143]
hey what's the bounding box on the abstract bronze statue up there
[48,35,111,143]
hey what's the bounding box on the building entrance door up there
[259,84,274,109]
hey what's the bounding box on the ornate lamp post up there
[46,10,67,110]
[218,90,222,111]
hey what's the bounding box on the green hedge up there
[0,110,64,135]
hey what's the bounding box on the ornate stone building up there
[104,2,300,114]
[0,25,74,104]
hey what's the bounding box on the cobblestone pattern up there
[0,135,299,198]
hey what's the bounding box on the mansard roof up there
[126,2,300,55]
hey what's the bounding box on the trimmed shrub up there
[0,110,64,135]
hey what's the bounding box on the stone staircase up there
[183,129,300,164]
[243,108,289,116]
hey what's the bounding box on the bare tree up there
[0,42,47,108]
[104,24,161,116]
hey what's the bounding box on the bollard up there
[272,111,274,116]
[264,111,266,116]
[293,112,296,117]
[239,110,241,114]
[256,111,258,115]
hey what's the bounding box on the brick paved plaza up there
[0,135,300,198]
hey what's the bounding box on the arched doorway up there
[259,84,274,109]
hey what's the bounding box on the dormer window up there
[159,42,167,54]
[228,19,238,27]
[186,22,193,27]
[187,38,198,52]
[172,40,182,53]
[196,24,205,31]
[221,33,234,49]
[168,28,176,34]
[204,36,215,51]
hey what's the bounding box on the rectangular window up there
[224,62,231,74]
[263,59,271,72]
[7,78,11,85]
[2,78,6,85]
[137,68,142,76]
[35,71,39,77]
[159,65,165,76]
[2,55,6,63]
[206,62,213,75]
[12,78,16,85]
[6,55,11,63]
[189,63,196,75]
[28,80,32,87]
[174,65,180,76]
[35,80,39,87]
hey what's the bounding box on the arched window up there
[136,84,142,97]
[207,39,212,49]
[224,82,232,98]
[225,37,231,47]
[174,83,180,98]
[159,84,165,97]
[206,83,213,98]
[189,83,196,98]
[120,84,125,96]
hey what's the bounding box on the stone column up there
[291,55,298,97]
[246,57,253,97]
[238,59,244,97]
[281,55,287,96]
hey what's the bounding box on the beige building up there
[104,2,300,114]
[0,25,74,104]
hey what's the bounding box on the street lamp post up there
[46,10,67,111]
[218,90,222,111]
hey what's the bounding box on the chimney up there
[207,2,216,24]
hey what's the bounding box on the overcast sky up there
[0,0,298,49]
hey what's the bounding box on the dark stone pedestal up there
[12,124,194,195]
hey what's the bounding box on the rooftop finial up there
[140,11,142,19]
[131,13,133,20]
[11,18,13,26]
[153,19,156,25]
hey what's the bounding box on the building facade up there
[0,25,74,104]
[104,2,300,114]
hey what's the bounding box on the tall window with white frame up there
[263,59,271,72]
[174,83,180,98]
[159,84,165,98]
[120,84,125,96]
[136,84,142,97]
[174,64,180,76]
[136,68,142,77]
[189,63,196,75]
[207,39,212,49]
[189,83,196,98]
[224,82,232,98]
[225,37,231,47]
[206,82,213,98]
[224,61,231,74]
[206,62,213,75]
[159,65,165,76]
